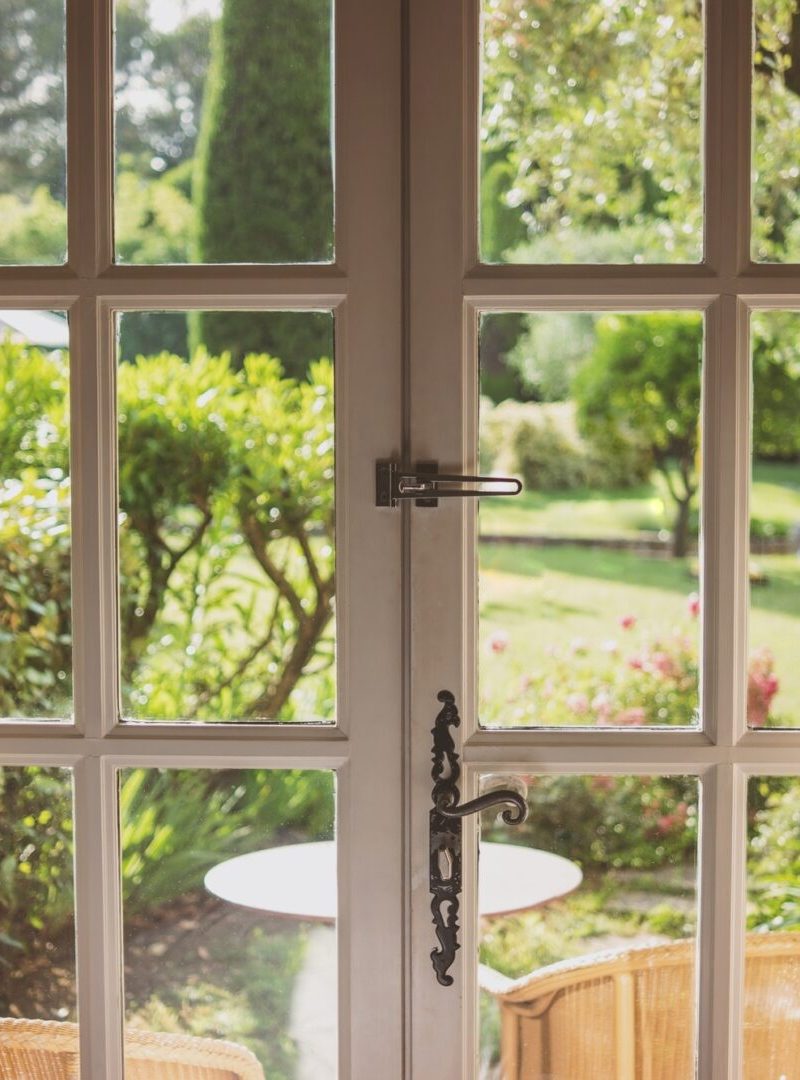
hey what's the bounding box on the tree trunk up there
[672,497,692,558]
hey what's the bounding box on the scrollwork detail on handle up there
[429,690,528,987]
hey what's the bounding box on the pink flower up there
[566,692,589,715]
[651,651,679,679]
[687,592,700,618]
[619,614,637,631]
[627,654,644,671]
[615,706,646,726]
[592,690,612,720]
[488,630,509,654]
[747,647,779,727]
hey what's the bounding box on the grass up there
[477,460,800,727]
[478,545,800,726]
[479,461,800,538]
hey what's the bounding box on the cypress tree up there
[191,0,333,375]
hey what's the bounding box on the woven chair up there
[480,930,800,1080]
[0,1018,265,1080]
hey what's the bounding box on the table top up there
[205,840,582,922]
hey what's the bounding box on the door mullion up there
[70,297,119,736]
[704,0,753,276]
[66,0,113,277]
[74,757,124,1080]
[697,764,747,1079]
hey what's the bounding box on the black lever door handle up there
[434,788,527,825]
[429,690,528,987]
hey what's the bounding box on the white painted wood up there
[6,0,800,1075]
[407,0,800,1076]
[1,0,405,1077]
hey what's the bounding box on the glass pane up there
[478,773,699,1079]
[113,0,334,265]
[120,767,337,1078]
[0,312,71,720]
[746,776,800,1075]
[479,0,704,264]
[748,311,800,729]
[117,311,335,723]
[0,0,67,264]
[479,312,703,729]
[0,766,77,1057]
[752,0,800,262]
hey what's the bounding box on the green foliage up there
[117,351,234,676]
[753,0,800,261]
[481,0,704,262]
[749,780,800,931]
[120,768,334,910]
[481,398,651,492]
[192,0,333,371]
[118,351,336,721]
[0,0,66,202]
[487,775,698,875]
[0,188,66,265]
[574,312,702,555]
[115,170,196,265]
[0,341,335,721]
[511,409,589,491]
[752,311,800,460]
[114,1,212,176]
[0,767,74,970]
[0,474,72,718]
[507,312,597,402]
[0,338,68,476]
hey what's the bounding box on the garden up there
[2,0,800,1074]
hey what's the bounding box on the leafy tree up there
[0,340,335,722]
[481,0,800,264]
[114,1,213,177]
[752,313,800,461]
[191,0,333,373]
[481,0,705,263]
[753,0,800,260]
[0,0,65,202]
[574,313,702,557]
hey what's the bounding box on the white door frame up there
[407,0,800,1076]
[0,0,406,1075]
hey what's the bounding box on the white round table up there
[205,840,582,922]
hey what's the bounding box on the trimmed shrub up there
[481,398,650,491]
[192,0,333,374]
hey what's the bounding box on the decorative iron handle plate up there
[429,690,529,987]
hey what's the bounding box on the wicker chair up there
[480,931,800,1079]
[0,1018,265,1079]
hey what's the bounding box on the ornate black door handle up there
[429,690,528,987]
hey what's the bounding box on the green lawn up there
[478,546,800,728]
[477,461,800,728]
[479,461,800,538]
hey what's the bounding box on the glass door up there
[407,0,800,1076]
[0,0,404,1076]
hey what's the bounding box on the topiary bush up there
[481,398,651,492]
[511,411,588,491]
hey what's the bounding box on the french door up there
[3,0,800,1076]
[0,0,405,1076]
[406,0,800,1077]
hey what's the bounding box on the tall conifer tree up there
[192,0,333,374]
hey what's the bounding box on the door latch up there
[429,690,528,987]
[375,460,521,508]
